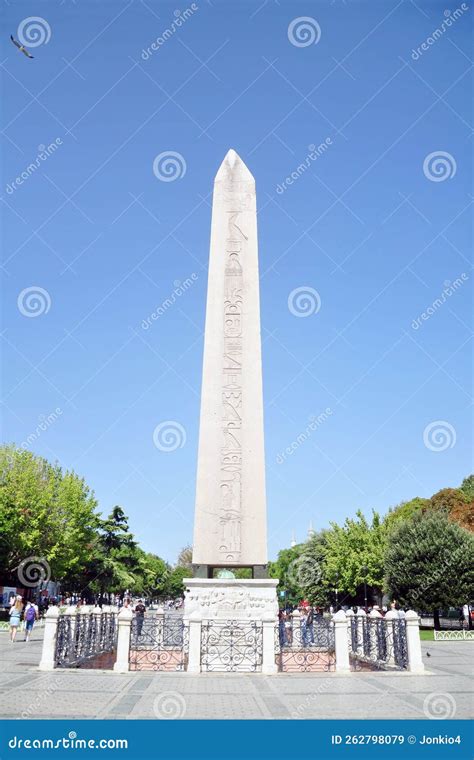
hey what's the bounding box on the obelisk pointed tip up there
[215,149,255,183]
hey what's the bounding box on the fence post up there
[384,609,398,667]
[186,613,202,673]
[38,606,59,671]
[93,605,102,652]
[262,618,278,674]
[356,608,366,655]
[346,608,354,649]
[405,610,425,673]
[291,609,302,648]
[333,609,350,671]
[113,606,133,673]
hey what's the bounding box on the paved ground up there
[0,630,472,720]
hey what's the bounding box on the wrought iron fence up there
[201,619,263,672]
[275,615,335,672]
[129,615,187,671]
[349,616,408,670]
[55,610,117,668]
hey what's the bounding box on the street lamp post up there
[362,565,368,613]
[335,572,339,611]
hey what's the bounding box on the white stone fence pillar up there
[405,609,425,672]
[113,606,133,673]
[262,618,278,674]
[39,605,59,671]
[346,608,354,652]
[186,614,202,673]
[333,609,350,672]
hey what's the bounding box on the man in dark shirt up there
[134,600,146,637]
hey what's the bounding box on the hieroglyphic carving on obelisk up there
[192,150,267,568]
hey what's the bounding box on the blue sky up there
[1,0,472,564]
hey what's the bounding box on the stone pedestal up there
[183,578,279,673]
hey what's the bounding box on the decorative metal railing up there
[349,616,408,670]
[275,615,335,672]
[201,619,263,672]
[54,608,117,668]
[129,615,188,671]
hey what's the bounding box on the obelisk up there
[192,149,268,575]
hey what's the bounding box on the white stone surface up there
[183,578,279,621]
[192,150,267,566]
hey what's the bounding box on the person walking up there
[134,599,146,638]
[23,601,36,642]
[9,596,23,642]
[306,605,315,645]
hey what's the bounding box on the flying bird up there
[10,35,34,59]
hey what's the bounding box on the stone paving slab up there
[0,632,472,720]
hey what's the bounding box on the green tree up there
[92,506,142,597]
[0,445,98,586]
[384,510,474,629]
[429,487,473,532]
[459,474,474,501]
[324,510,388,604]
[268,544,305,605]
